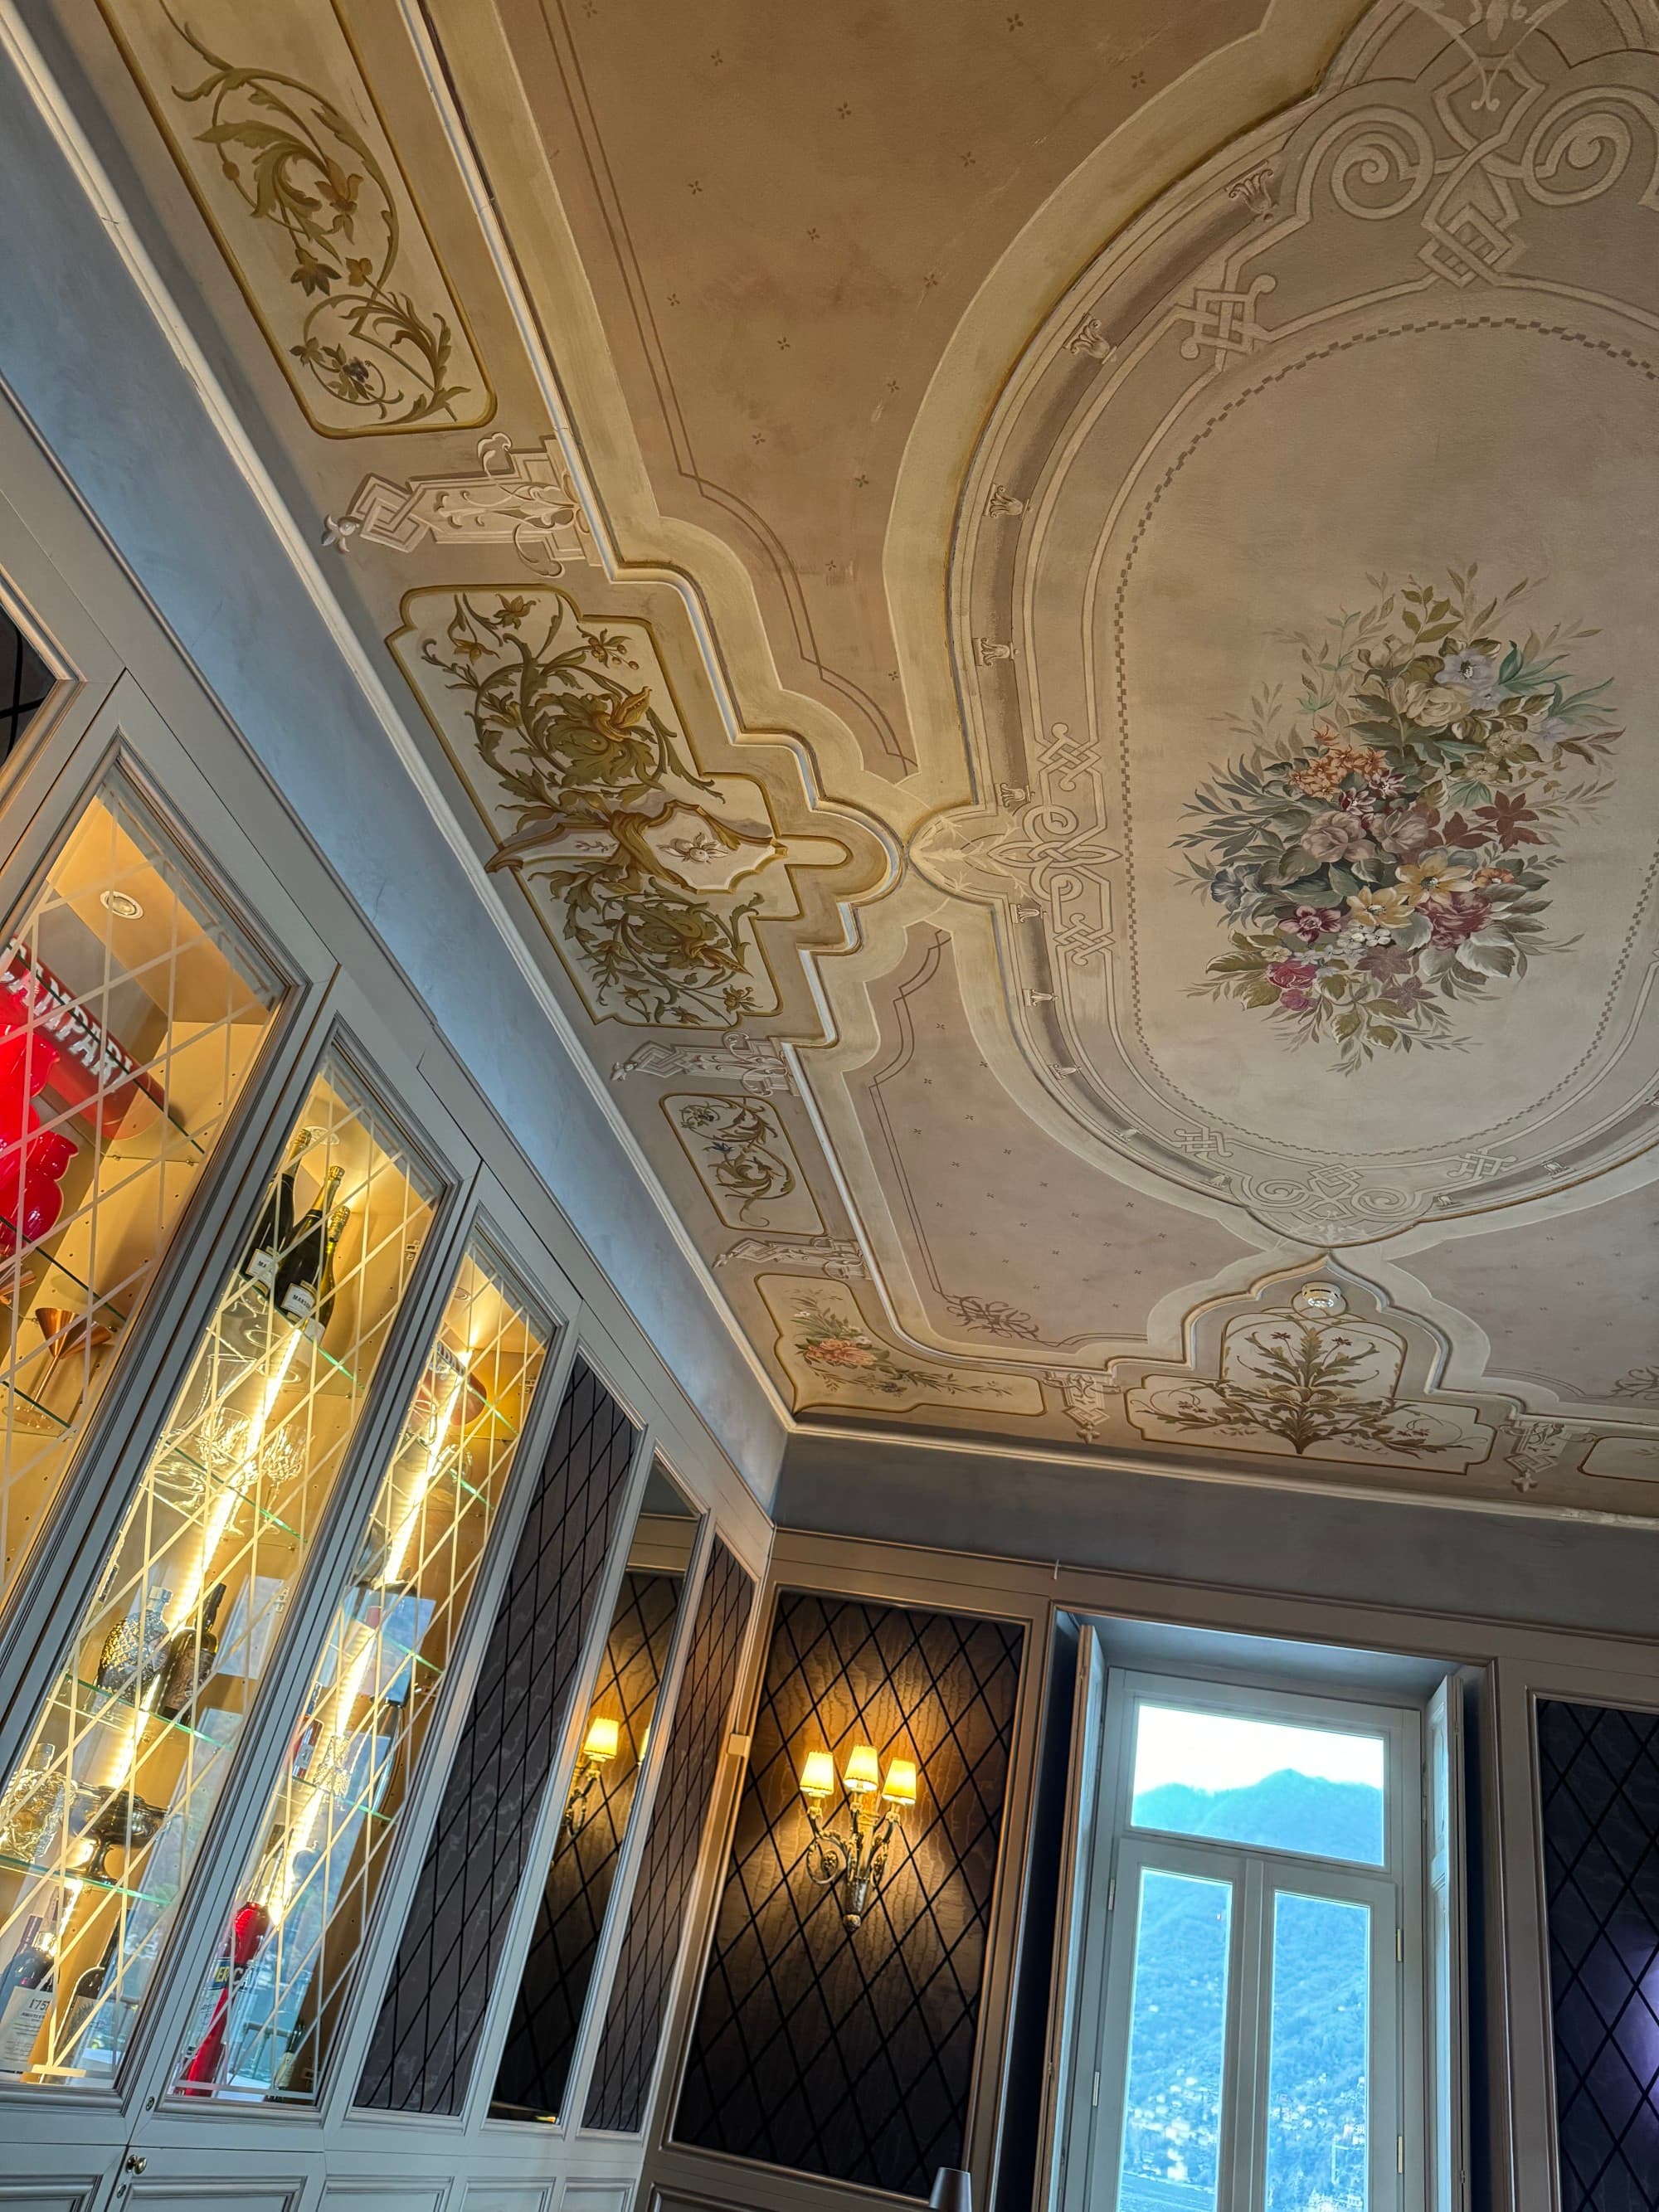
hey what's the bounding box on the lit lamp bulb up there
[582,1715,620,1767]
[800,1749,836,1799]
[842,1743,880,1794]
[882,1757,917,1807]
[564,1714,620,1839]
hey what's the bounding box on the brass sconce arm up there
[563,1714,620,1840]
[799,1745,916,1932]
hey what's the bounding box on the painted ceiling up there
[71,0,1659,1516]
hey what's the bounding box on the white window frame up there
[1058,1666,1428,2212]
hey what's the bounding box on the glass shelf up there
[49,1673,218,1752]
[0,1846,170,1908]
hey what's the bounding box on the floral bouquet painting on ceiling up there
[1178,571,1620,1068]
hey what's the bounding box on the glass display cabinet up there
[171,1243,551,2103]
[0,771,281,1618]
[0,1058,437,2087]
[490,1464,699,2125]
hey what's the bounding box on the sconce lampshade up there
[882,1757,918,1806]
[800,1749,836,1798]
[582,1715,620,1764]
[842,1743,881,1794]
[929,2171,972,2212]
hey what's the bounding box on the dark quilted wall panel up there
[493,1568,682,2119]
[582,1538,755,2133]
[1540,1699,1659,2212]
[673,1592,1024,2199]
[355,1359,640,2113]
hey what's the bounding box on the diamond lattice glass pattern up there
[354,1360,640,2115]
[0,1063,435,2088]
[0,776,280,1621]
[584,1537,754,2137]
[0,610,51,766]
[1539,1698,1659,2212]
[671,1592,1023,2195]
[169,1245,549,2102]
[491,1563,684,2122]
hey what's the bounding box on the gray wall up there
[780,1432,1659,1641]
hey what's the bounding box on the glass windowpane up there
[1117,1868,1231,2212]
[0,778,280,1618]
[0,609,52,766]
[168,1246,549,2102]
[1265,1891,1371,2212]
[1131,1706,1385,1867]
[0,1064,435,2088]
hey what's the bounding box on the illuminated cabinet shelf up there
[0,1060,441,2089]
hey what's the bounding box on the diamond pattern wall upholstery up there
[673,1593,1025,2199]
[582,1537,755,2133]
[1539,1698,1659,2211]
[492,1568,683,2118]
[355,1359,640,2113]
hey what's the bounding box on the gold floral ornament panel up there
[101,0,490,435]
[759,1276,1043,1418]
[1125,1281,1489,1472]
[392,588,849,1027]
[664,1095,824,1236]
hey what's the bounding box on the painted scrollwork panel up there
[390,586,849,1028]
[664,1095,823,1234]
[758,1278,1043,1419]
[101,0,492,434]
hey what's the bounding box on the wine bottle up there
[275,1165,343,1329]
[301,1202,349,1346]
[241,1125,319,1292]
[0,1911,56,2076]
[177,1900,270,2093]
[156,1582,226,1721]
[59,1926,119,2050]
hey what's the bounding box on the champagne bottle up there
[241,1126,319,1292]
[0,1911,56,2076]
[275,1165,343,1330]
[59,1926,119,2050]
[301,1202,349,1346]
[177,1900,270,2093]
[156,1582,226,1721]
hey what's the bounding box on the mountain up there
[1134,1766,1384,1864]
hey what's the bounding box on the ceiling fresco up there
[76,0,1659,1518]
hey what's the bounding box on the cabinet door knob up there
[124,2156,147,2176]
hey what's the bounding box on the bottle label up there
[246,1248,280,1289]
[0,1983,52,2073]
[280,1284,317,1322]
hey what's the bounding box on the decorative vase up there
[0,1758,65,1864]
[77,1791,165,1884]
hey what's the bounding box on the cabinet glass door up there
[489,1465,698,2125]
[168,1244,551,2102]
[0,773,281,1616]
[0,1061,435,2088]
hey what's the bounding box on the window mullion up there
[1220,1856,1269,2212]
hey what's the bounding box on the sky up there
[1131,1704,1385,1797]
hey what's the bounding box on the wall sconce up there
[564,1714,619,1838]
[799,1743,917,1930]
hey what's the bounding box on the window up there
[1064,1670,1427,2212]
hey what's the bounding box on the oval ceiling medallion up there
[947,3,1659,1245]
